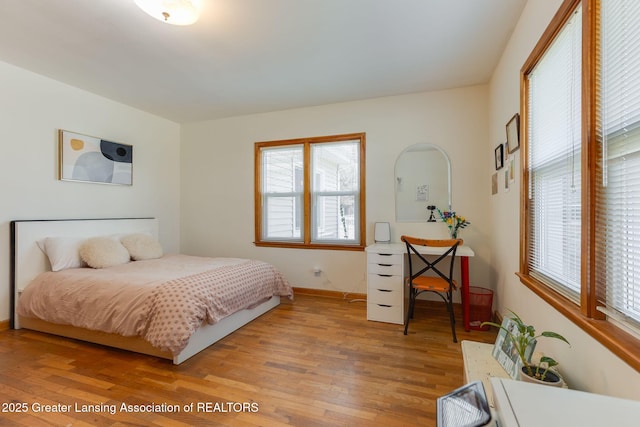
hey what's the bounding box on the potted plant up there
[482,310,570,386]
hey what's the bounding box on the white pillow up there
[79,237,130,269]
[121,233,163,260]
[37,237,86,271]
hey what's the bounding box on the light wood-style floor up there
[0,294,496,426]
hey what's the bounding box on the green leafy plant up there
[482,310,570,382]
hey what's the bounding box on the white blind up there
[261,145,304,241]
[599,0,640,326]
[527,4,582,301]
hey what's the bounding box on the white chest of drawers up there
[365,242,475,328]
[366,247,406,324]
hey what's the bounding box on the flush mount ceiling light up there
[135,0,202,26]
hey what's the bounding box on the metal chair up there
[401,235,462,342]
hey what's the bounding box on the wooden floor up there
[0,294,496,426]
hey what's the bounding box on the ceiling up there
[0,0,527,123]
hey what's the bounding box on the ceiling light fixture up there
[134,0,202,26]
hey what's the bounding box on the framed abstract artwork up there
[59,130,133,185]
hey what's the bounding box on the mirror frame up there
[394,143,452,222]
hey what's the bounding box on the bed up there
[10,218,293,364]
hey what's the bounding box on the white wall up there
[488,1,640,399]
[180,86,491,298]
[0,60,182,322]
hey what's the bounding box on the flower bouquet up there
[437,209,470,239]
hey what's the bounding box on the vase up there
[449,228,458,239]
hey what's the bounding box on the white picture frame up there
[59,129,133,185]
[416,184,429,201]
[491,316,536,379]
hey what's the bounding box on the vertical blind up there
[598,0,640,327]
[527,4,582,301]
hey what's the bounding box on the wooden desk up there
[365,243,475,330]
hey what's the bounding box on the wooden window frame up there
[254,133,366,251]
[519,0,640,372]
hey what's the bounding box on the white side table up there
[461,340,510,408]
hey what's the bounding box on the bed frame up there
[10,218,281,364]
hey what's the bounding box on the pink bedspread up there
[17,255,293,354]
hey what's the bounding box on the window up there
[520,0,640,371]
[526,4,582,302]
[255,133,365,250]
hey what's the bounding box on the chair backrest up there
[400,236,463,284]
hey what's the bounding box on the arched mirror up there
[394,143,451,222]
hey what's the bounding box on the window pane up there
[261,145,303,241]
[264,195,302,240]
[311,141,360,244]
[529,159,581,294]
[527,4,582,300]
[312,141,359,192]
[313,194,357,241]
[602,142,640,322]
[263,146,303,192]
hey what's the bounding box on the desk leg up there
[461,256,470,331]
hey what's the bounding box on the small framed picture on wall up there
[506,113,520,154]
[495,144,504,170]
[491,172,498,195]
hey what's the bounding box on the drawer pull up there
[377,274,392,277]
[378,253,393,256]
[377,263,393,267]
[377,304,392,308]
[377,289,392,292]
